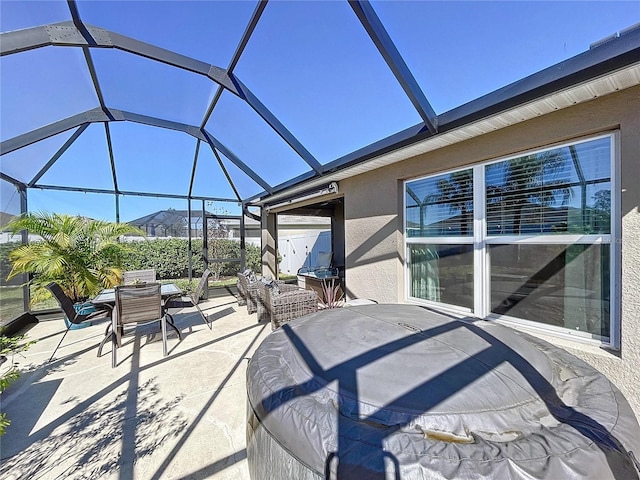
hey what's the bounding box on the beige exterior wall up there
[342,85,640,417]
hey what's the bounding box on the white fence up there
[278,231,331,275]
[2,231,329,276]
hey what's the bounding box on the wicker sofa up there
[261,282,318,330]
[238,271,319,327]
[256,279,284,321]
[237,271,286,316]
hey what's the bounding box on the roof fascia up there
[250,29,640,204]
[323,27,640,173]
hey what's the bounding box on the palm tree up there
[5,212,144,305]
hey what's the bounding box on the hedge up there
[0,237,262,285]
[0,242,20,287]
[120,238,261,280]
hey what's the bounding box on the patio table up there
[246,304,640,480]
[92,283,182,305]
[92,283,183,348]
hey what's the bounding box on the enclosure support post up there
[19,184,29,312]
[240,202,246,271]
[202,200,208,299]
[261,208,278,279]
[187,200,193,282]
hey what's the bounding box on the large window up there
[405,134,617,345]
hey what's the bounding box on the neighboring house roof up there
[127,209,214,225]
[0,211,17,228]
[126,210,330,236]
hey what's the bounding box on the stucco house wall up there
[342,85,640,417]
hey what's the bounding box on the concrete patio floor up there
[0,293,270,479]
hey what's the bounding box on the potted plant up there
[319,278,344,309]
[5,212,144,324]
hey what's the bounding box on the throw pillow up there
[264,279,280,296]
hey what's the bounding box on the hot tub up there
[246,304,640,479]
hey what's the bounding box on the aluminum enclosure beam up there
[0,22,238,93]
[200,129,273,194]
[349,0,438,134]
[104,123,119,193]
[211,147,243,202]
[67,1,113,119]
[1,20,317,174]
[0,108,207,155]
[188,140,201,198]
[1,172,25,189]
[201,0,268,127]
[231,76,323,174]
[28,124,89,187]
[0,106,261,203]
[28,183,235,203]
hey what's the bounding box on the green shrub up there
[121,238,261,280]
[0,242,21,287]
[121,238,204,279]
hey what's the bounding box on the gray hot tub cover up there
[246,304,640,479]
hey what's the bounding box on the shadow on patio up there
[0,294,269,480]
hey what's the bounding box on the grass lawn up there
[1,287,24,324]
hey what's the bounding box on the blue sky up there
[1,0,639,222]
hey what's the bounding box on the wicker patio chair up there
[236,278,247,306]
[46,282,112,362]
[238,270,263,314]
[257,278,286,322]
[264,283,319,330]
[236,269,253,306]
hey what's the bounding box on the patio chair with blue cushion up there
[46,282,112,362]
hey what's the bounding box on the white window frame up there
[404,132,619,348]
